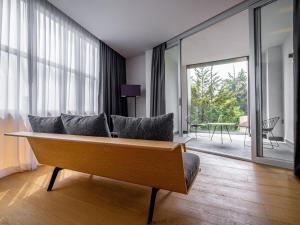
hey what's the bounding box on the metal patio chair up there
[262,117,280,149]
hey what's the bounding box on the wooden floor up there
[0,151,299,225]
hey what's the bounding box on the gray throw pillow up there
[111,113,173,141]
[61,113,111,137]
[28,115,64,133]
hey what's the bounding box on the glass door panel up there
[253,0,294,164]
[165,45,181,135]
[181,9,251,160]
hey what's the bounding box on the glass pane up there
[260,0,294,161]
[181,10,251,160]
[165,46,180,133]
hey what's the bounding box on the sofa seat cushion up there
[61,113,111,137]
[182,152,200,189]
[28,115,64,133]
[111,113,174,141]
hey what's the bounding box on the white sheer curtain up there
[29,0,100,116]
[0,0,36,178]
[0,0,100,178]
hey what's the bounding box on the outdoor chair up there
[186,116,209,139]
[262,117,280,149]
[238,115,249,147]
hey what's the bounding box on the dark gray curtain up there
[294,0,300,177]
[150,43,166,116]
[99,41,127,129]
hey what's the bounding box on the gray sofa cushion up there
[111,113,174,141]
[182,152,200,189]
[61,113,111,137]
[28,115,64,133]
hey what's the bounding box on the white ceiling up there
[176,0,293,66]
[261,0,293,51]
[48,0,244,58]
[182,10,249,66]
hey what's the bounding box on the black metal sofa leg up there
[147,188,159,224]
[47,167,62,192]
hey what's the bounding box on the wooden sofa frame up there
[6,132,195,224]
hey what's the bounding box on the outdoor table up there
[207,122,236,144]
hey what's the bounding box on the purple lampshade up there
[121,85,141,97]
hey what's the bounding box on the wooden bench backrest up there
[6,132,188,194]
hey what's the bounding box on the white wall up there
[260,37,295,145]
[264,45,284,138]
[126,49,152,117]
[126,54,146,117]
[282,33,294,144]
[261,34,294,143]
[181,10,249,66]
[262,53,267,120]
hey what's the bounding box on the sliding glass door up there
[164,0,294,169]
[179,9,252,160]
[250,0,294,168]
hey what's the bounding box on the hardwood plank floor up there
[0,151,299,225]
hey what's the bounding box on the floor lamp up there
[121,84,141,117]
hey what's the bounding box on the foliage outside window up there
[188,58,248,130]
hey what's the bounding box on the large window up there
[0,0,100,116]
[0,0,102,179]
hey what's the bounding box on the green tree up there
[190,64,247,130]
[190,66,221,124]
[225,66,248,115]
[213,83,242,124]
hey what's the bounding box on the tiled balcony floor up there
[184,132,294,162]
